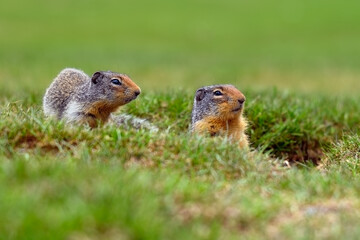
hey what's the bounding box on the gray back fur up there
[43,68,90,118]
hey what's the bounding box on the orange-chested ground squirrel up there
[191,84,249,149]
[43,68,141,128]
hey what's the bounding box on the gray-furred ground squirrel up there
[43,68,141,128]
[191,84,249,149]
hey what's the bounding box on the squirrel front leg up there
[238,133,249,149]
[77,114,99,128]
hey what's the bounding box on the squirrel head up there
[192,84,246,123]
[90,71,141,106]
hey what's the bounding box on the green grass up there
[1,0,360,239]
[1,0,360,94]
[1,90,360,239]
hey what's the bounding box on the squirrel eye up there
[213,90,223,96]
[111,79,122,85]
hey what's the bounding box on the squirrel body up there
[43,68,141,128]
[191,84,249,149]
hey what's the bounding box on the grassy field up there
[1,0,360,239]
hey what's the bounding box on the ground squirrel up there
[43,68,141,128]
[191,84,249,149]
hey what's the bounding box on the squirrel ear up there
[91,71,102,84]
[195,89,206,101]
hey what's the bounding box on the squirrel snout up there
[231,98,245,112]
[134,90,141,97]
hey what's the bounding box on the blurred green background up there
[1,0,360,95]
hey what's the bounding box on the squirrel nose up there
[134,90,141,97]
[238,99,245,105]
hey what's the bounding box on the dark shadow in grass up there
[284,141,324,165]
[246,89,360,165]
[15,134,60,154]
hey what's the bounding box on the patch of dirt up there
[124,156,155,168]
[14,134,60,154]
[68,228,129,240]
[172,194,250,233]
[15,134,38,149]
[39,143,60,154]
[283,141,324,164]
[267,199,358,239]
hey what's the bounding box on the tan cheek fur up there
[114,89,130,104]
[112,78,141,102]
[123,76,141,94]
[217,102,241,120]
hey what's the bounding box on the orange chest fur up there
[86,101,120,122]
[193,116,246,139]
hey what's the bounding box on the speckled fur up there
[43,68,141,128]
[111,114,159,133]
[191,84,249,149]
